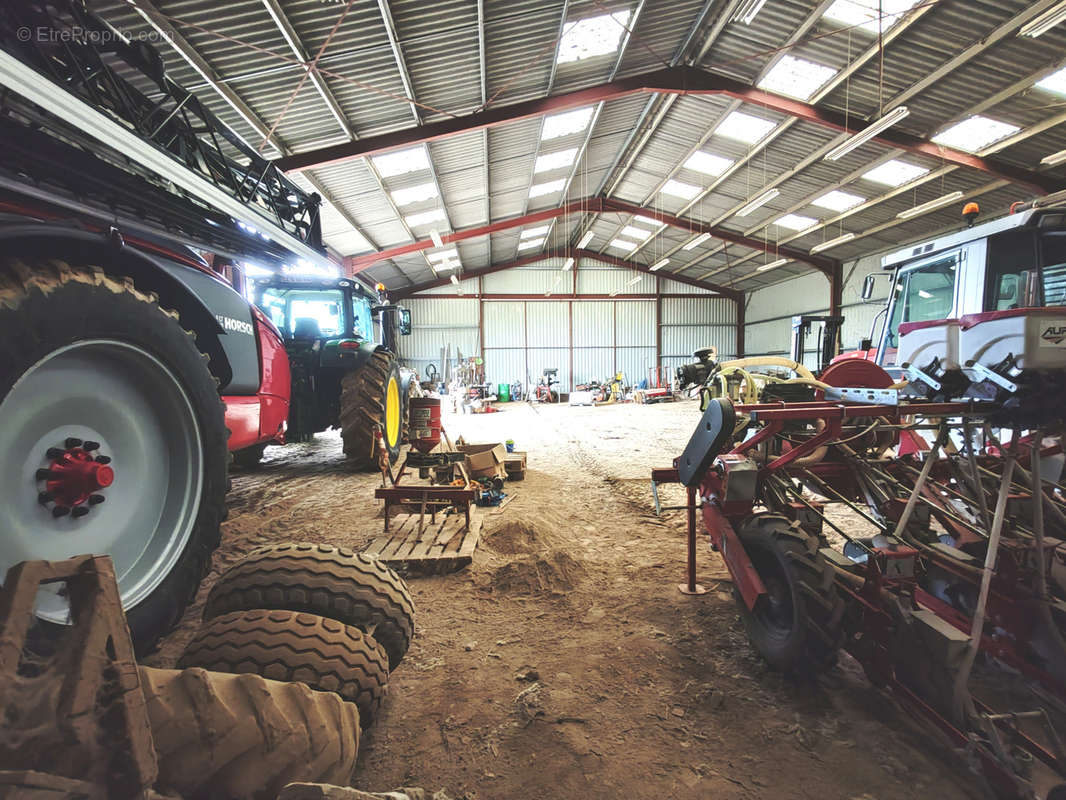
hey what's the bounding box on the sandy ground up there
[149,399,977,800]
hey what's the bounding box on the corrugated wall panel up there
[572,302,613,346]
[397,298,479,377]
[483,267,557,294]
[617,347,657,386]
[526,302,569,348]
[577,266,634,295]
[483,348,527,389]
[527,348,569,394]
[572,347,614,385]
[484,301,524,345]
[659,278,715,295]
[661,326,734,362]
[616,301,655,346]
[416,278,479,295]
[661,296,736,325]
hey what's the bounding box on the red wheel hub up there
[36,438,114,518]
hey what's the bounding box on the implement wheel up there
[340,350,402,469]
[736,514,843,674]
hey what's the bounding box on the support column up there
[829,264,842,318]
[735,293,745,358]
[655,276,662,382]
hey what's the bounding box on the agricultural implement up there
[660,200,1066,798]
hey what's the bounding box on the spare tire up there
[139,665,360,800]
[203,543,415,670]
[179,609,389,727]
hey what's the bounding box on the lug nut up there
[64,437,83,448]
[88,494,106,505]
[36,468,54,480]
[95,455,111,465]
[46,447,65,459]
[71,506,90,518]
[82,440,100,451]
[38,491,52,505]
[52,506,70,518]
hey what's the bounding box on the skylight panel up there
[774,213,818,231]
[1036,67,1066,97]
[529,178,567,198]
[757,55,837,100]
[556,10,630,64]
[715,111,777,144]
[661,179,701,199]
[520,225,551,239]
[542,107,594,140]
[634,214,661,227]
[684,151,734,176]
[932,116,1020,153]
[390,182,438,206]
[404,208,447,227]
[621,225,653,240]
[517,237,545,251]
[861,159,928,187]
[534,148,579,173]
[428,248,458,263]
[823,0,920,35]
[609,238,638,252]
[811,190,865,212]
[371,146,430,177]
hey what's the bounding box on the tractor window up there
[985,230,1037,311]
[352,296,374,342]
[259,287,346,338]
[1041,232,1066,307]
[882,255,957,366]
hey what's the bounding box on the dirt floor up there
[148,399,979,800]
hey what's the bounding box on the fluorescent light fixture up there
[932,116,1020,153]
[824,106,910,162]
[428,248,458,262]
[429,229,445,248]
[450,274,460,285]
[1041,148,1066,167]
[561,257,575,271]
[610,238,638,252]
[810,232,856,253]
[684,151,734,176]
[861,159,929,187]
[662,179,701,199]
[736,188,780,217]
[557,10,630,64]
[917,288,932,299]
[775,213,818,231]
[1020,1,1066,37]
[517,237,546,250]
[534,147,579,173]
[756,258,789,272]
[621,225,654,240]
[529,178,566,198]
[405,208,447,227]
[731,0,769,25]
[577,231,595,249]
[627,275,643,286]
[390,182,438,206]
[650,258,670,271]
[715,111,777,144]
[520,225,551,239]
[432,259,459,274]
[371,146,430,177]
[635,214,661,226]
[609,289,620,297]
[1036,67,1066,97]
[758,55,837,101]
[542,107,594,140]
[823,0,920,35]
[683,232,712,250]
[896,190,964,220]
[811,190,866,212]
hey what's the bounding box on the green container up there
[497,382,511,401]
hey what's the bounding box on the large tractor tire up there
[139,665,360,800]
[339,350,402,469]
[203,543,415,671]
[0,259,228,654]
[179,609,390,727]
[735,514,844,675]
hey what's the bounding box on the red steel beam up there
[392,247,743,302]
[278,66,1058,194]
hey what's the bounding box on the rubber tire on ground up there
[339,349,402,469]
[179,609,389,727]
[139,665,360,800]
[233,443,267,469]
[203,542,415,671]
[735,514,844,675]
[0,259,228,655]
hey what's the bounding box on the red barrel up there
[409,397,442,453]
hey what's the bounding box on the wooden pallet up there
[364,506,483,574]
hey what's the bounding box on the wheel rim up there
[0,340,203,621]
[748,547,797,643]
[385,375,401,448]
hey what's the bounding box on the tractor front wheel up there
[339,350,402,469]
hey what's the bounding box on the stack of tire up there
[158,542,414,799]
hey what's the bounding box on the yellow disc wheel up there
[385,374,401,450]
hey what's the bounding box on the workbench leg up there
[678,486,706,596]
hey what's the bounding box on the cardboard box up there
[458,442,507,478]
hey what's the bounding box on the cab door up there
[877,250,962,368]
